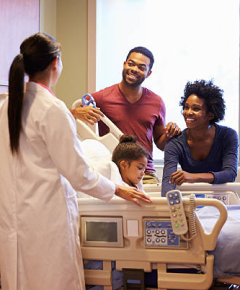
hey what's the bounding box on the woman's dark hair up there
[180,79,225,124]
[126,46,154,70]
[112,134,149,169]
[8,33,61,154]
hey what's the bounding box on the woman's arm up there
[170,170,215,185]
[212,128,239,183]
[170,127,239,186]
[161,139,180,197]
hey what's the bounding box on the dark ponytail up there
[8,54,25,154]
[7,33,61,154]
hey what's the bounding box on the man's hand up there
[115,185,152,207]
[154,122,181,150]
[70,105,104,125]
[164,122,181,138]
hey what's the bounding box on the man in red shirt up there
[71,47,180,183]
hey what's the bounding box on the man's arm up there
[153,122,181,151]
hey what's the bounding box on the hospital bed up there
[78,193,240,290]
[73,98,240,289]
[144,183,240,206]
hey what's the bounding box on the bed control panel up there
[143,218,188,249]
[206,194,228,205]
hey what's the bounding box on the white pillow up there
[81,139,112,161]
[80,139,123,185]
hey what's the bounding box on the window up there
[89,0,239,161]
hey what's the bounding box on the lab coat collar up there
[25,82,56,97]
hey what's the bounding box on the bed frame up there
[78,195,228,290]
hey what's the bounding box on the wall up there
[0,0,40,93]
[55,0,88,108]
[40,0,57,37]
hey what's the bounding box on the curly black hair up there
[112,135,149,169]
[180,79,225,124]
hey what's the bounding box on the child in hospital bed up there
[83,135,149,290]
[79,134,149,196]
[112,134,149,192]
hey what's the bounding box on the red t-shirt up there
[92,84,166,173]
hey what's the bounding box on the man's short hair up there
[126,46,154,70]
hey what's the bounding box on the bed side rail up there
[72,98,123,152]
[191,197,228,251]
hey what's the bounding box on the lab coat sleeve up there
[39,101,115,201]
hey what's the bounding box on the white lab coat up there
[0,82,115,290]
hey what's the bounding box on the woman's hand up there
[170,170,197,185]
[170,170,215,185]
[70,105,104,125]
[115,185,152,207]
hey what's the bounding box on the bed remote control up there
[166,190,188,235]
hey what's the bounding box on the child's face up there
[121,156,147,186]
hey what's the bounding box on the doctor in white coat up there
[0,33,151,290]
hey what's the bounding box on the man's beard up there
[122,70,145,87]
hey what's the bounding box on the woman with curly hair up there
[161,79,239,197]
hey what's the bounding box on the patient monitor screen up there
[81,216,123,247]
[86,221,117,242]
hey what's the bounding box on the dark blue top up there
[161,124,239,196]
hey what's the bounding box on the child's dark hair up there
[8,33,61,154]
[112,135,149,168]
